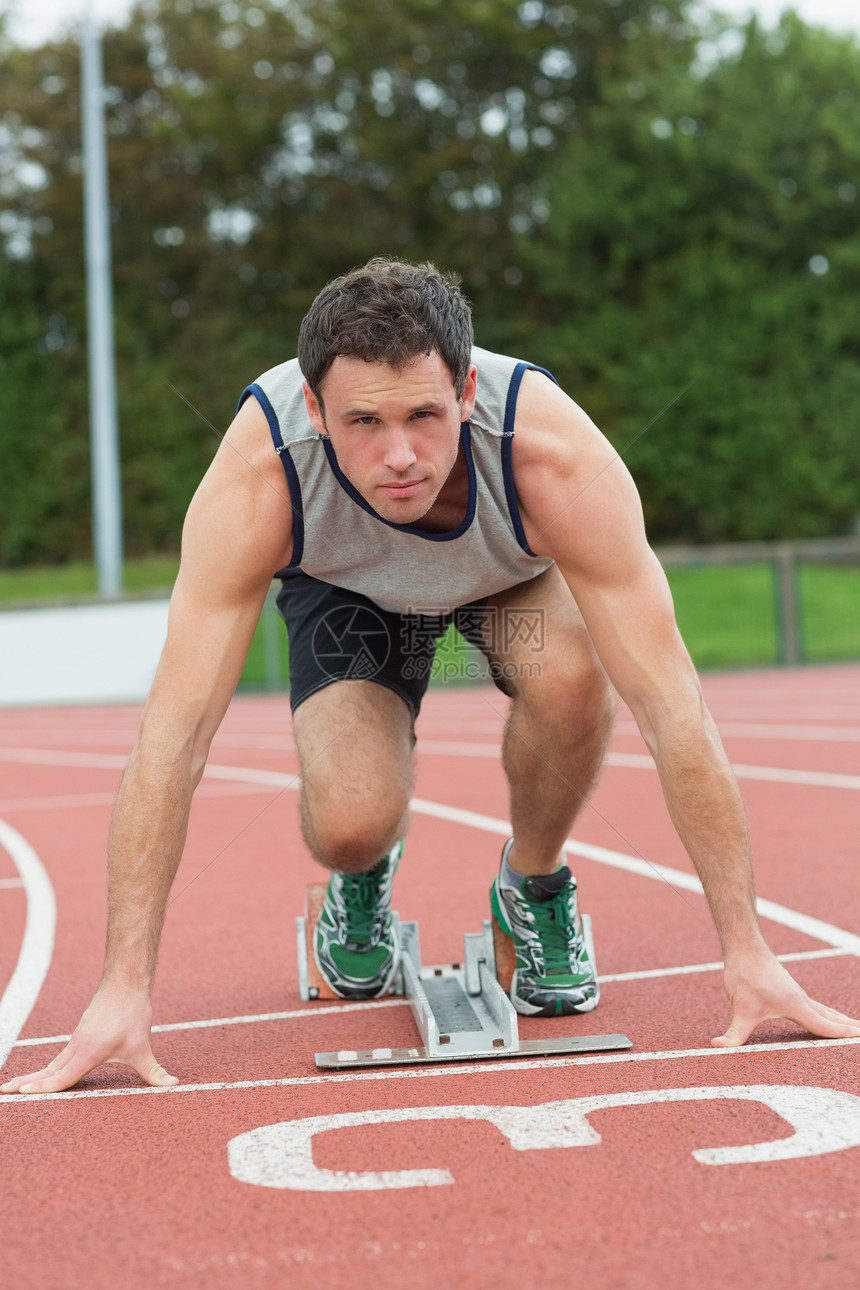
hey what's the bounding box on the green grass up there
[665,563,780,669]
[664,561,860,667]
[798,562,860,662]
[2,557,858,685]
[0,556,180,603]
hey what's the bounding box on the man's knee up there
[292,679,414,871]
[511,628,615,736]
[300,794,408,873]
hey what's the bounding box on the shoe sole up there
[510,969,601,1016]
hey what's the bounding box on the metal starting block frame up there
[297,884,632,1070]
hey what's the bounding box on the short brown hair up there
[297,258,474,399]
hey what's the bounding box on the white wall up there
[0,599,170,706]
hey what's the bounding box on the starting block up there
[297,885,632,1069]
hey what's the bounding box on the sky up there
[4,0,860,48]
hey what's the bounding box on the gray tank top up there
[239,345,555,614]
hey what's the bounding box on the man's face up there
[303,351,477,525]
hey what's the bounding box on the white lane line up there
[0,793,121,813]
[15,948,849,1051]
[3,756,856,1070]
[605,751,860,791]
[417,740,502,757]
[0,878,25,889]
[0,820,57,1071]
[3,1037,859,1104]
[5,753,854,952]
[0,748,302,785]
[599,946,849,984]
[614,721,860,743]
[4,744,860,793]
[732,764,860,791]
[0,783,288,814]
[421,742,860,792]
[409,797,860,956]
[0,748,128,769]
[14,998,410,1047]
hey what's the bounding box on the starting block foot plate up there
[297,884,339,1001]
[315,1032,633,1070]
[491,914,516,993]
[297,886,633,1069]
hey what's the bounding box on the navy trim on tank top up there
[500,362,558,558]
[239,382,305,568]
[320,422,477,542]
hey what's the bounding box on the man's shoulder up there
[471,344,524,375]
[470,346,526,435]
[246,356,303,402]
[470,346,559,437]
[239,357,322,449]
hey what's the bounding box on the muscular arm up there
[513,371,860,1045]
[2,396,294,1093]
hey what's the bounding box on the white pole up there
[81,0,123,597]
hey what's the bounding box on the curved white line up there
[407,798,860,955]
[0,818,56,1070]
[0,752,855,1078]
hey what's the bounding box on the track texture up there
[1,667,858,1289]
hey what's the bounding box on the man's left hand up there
[712,947,860,1047]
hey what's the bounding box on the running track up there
[1,667,858,1289]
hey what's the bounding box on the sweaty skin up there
[2,354,857,1094]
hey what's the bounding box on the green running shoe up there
[314,841,402,999]
[490,838,599,1017]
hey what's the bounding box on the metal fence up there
[655,536,860,667]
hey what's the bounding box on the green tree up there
[8,2,856,563]
[522,14,860,540]
[0,0,696,564]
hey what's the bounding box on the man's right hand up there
[0,986,178,1094]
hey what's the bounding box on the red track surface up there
[1,667,859,1289]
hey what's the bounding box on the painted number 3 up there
[227,1084,860,1193]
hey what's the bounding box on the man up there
[4,258,857,1094]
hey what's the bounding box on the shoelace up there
[526,888,584,975]
[337,869,388,946]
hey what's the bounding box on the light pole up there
[81,0,123,596]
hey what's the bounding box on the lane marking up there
[0,820,57,1071]
[0,783,285,814]
[727,763,860,791]
[14,948,849,1050]
[228,1086,860,1190]
[3,1037,860,1103]
[4,753,855,952]
[613,721,860,743]
[0,878,25,889]
[3,751,855,1081]
[418,742,860,791]
[15,998,411,1047]
[599,946,849,983]
[606,752,860,792]
[408,798,860,955]
[0,749,128,770]
[3,743,860,792]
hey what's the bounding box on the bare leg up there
[292,680,415,873]
[481,567,616,876]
